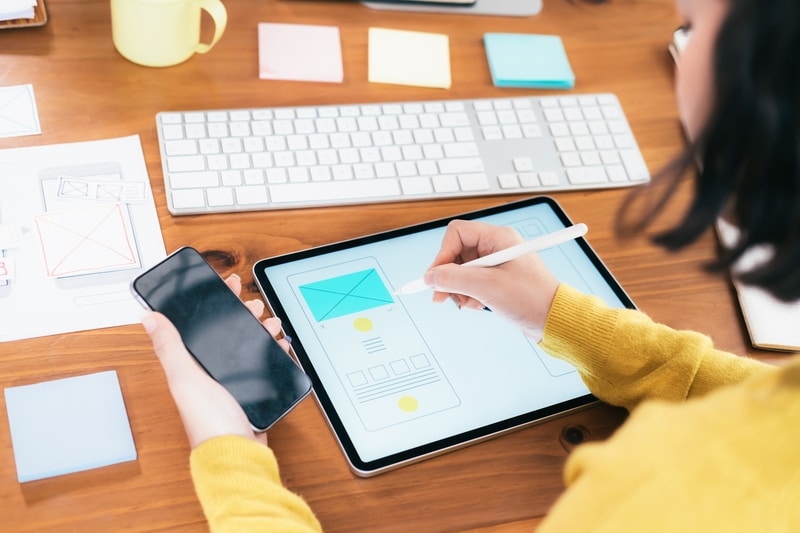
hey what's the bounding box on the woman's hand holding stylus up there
[424,220,561,343]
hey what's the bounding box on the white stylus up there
[393,223,588,296]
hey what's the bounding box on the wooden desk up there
[0,1,766,531]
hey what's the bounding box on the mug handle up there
[191,0,228,54]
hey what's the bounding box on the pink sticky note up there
[258,23,344,83]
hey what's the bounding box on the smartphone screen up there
[132,247,312,431]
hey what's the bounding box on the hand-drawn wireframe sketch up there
[0,84,41,139]
[36,162,144,286]
[0,135,166,342]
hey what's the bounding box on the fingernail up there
[284,334,293,344]
[229,273,241,280]
[141,313,159,334]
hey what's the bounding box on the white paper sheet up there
[0,135,166,341]
[0,84,41,138]
[0,0,37,20]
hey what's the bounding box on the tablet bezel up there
[253,196,635,476]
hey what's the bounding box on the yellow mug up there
[111,0,227,67]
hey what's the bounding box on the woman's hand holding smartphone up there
[133,248,312,444]
[142,308,269,448]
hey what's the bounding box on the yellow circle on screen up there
[353,317,373,332]
[398,396,419,412]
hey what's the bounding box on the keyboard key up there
[266,168,287,184]
[236,185,269,205]
[168,156,206,172]
[160,112,182,124]
[539,171,560,186]
[348,165,372,181]
[574,136,595,151]
[270,179,401,203]
[555,138,576,152]
[244,169,265,185]
[620,149,650,181]
[458,173,490,192]
[512,157,534,172]
[221,170,242,186]
[519,172,539,188]
[432,175,459,193]
[560,153,582,167]
[606,165,628,182]
[207,155,228,171]
[161,124,185,140]
[401,176,434,195]
[165,140,198,156]
[580,152,602,166]
[498,173,520,189]
[566,167,608,185]
[522,124,543,138]
[501,125,523,139]
[207,187,234,207]
[443,142,480,158]
[172,189,206,209]
[600,150,621,165]
[440,112,469,127]
[438,157,484,174]
[549,123,570,137]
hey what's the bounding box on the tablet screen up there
[253,196,634,476]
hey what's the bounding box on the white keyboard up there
[156,93,650,215]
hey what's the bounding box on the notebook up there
[716,219,800,352]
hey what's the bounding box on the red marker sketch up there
[34,204,139,278]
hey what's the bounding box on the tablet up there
[253,196,635,476]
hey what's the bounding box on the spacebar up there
[269,179,402,204]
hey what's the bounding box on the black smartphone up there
[131,247,312,431]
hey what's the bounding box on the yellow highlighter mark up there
[353,316,373,332]
[398,396,419,412]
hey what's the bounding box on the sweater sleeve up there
[189,435,322,533]
[539,284,772,411]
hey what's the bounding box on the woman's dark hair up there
[620,0,800,301]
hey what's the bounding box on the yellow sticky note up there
[368,27,451,89]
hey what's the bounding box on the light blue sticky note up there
[4,370,137,482]
[484,33,575,89]
[299,269,394,322]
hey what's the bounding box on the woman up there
[142,0,800,529]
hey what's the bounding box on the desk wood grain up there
[0,0,769,531]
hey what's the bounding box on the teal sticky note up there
[484,33,575,89]
[299,269,394,321]
[4,371,137,482]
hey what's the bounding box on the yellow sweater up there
[190,284,800,531]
